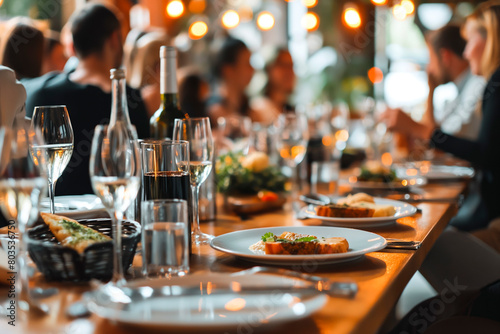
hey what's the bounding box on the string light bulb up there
[166,0,184,18]
[393,4,407,20]
[401,0,415,15]
[371,0,387,5]
[221,10,240,29]
[343,7,361,29]
[257,11,275,31]
[189,21,208,39]
[301,12,320,31]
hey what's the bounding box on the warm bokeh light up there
[166,0,184,18]
[225,298,246,312]
[322,134,334,147]
[368,67,384,84]
[239,5,253,22]
[221,10,240,29]
[302,0,318,8]
[257,11,275,31]
[0,0,4,7]
[188,0,205,14]
[393,4,407,21]
[371,0,387,5]
[406,168,418,176]
[301,12,320,31]
[401,0,415,15]
[189,21,208,40]
[343,8,361,29]
[381,152,393,167]
[335,129,349,142]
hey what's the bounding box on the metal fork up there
[231,266,358,298]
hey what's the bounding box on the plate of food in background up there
[300,193,417,227]
[346,161,426,190]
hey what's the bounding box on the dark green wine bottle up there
[150,46,186,139]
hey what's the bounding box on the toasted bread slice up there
[316,204,375,218]
[337,193,375,205]
[40,213,111,253]
[349,202,396,217]
[264,237,349,255]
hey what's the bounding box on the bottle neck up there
[110,77,132,125]
[160,55,178,95]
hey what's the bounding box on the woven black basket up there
[27,218,141,282]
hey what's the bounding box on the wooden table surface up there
[0,182,466,334]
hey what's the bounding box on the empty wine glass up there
[275,113,309,205]
[216,115,252,155]
[31,105,74,214]
[0,120,48,315]
[173,117,214,245]
[89,125,141,285]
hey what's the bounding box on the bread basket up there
[27,218,140,282]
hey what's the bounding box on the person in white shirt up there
[385,25,485,141]
[423,24,485,140]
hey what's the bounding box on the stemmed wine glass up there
[173,117,214,245]
[89,125,141,285]
[31,106,74,214]
[275,113,309,206]
[0,120,48,314]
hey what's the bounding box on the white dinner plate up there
[84,272,327,331]
[40,195,106,218]
[301,197,417,227]
[210,226,387,265]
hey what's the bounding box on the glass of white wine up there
[173,117,214,245]
[31,105,74,214]
[89,125,141,285]
[275,113,309,206]
[0,121,48,314]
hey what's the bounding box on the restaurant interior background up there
[0,0,494,330]
[0,0,482,147]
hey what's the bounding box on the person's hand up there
[427,71,438,93]
[379,108,434,141]
[379,108,417,134]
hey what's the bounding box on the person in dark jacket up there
[382,3,500,226]
[23,3,150,196]
[386,2,500,332]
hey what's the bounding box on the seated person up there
[423,24,485,139]
[250,47,296,125]
[0,17,44,79]
[23,3,150,196]
[41,31,68,74]
[178,67,210,119]
[207,37,255,125]
[381,6,500,227]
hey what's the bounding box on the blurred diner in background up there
[0,0,499,333]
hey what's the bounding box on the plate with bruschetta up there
[300,193,417,227]
[210,226,387,265]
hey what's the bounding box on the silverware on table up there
[232,266,358,298]
[385,238,421,250]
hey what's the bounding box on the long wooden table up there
[0,182,465,334]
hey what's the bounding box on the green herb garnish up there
[261,232,276,242]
